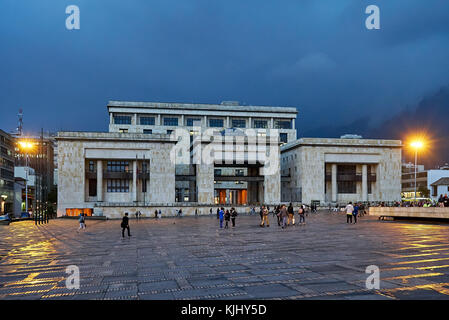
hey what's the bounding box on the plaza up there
[1,212,449,300]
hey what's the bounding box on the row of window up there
[113,115,292,129]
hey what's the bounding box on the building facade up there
[280,138,402,205]
[0,129,15,215]
[401,163,449,200]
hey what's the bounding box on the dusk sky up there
[1,0,449,137]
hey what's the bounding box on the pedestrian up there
[218,207,224,229]
[135,211,139,220]
[224,209,230,229]
[280,205,288,229]
[77,213,86,231]
[352,203,360,224]
[353,203,359,224]
[298,205,305,225]
[217,207,220,219]
[287,203,294,226]
[158,209,162,219]
[259,206,264,222]
[154,209,158,219]
[121,212,132,238]
[231,207,237,227]
[275,205,281,226]
[345,202,354,224]
[260,205,270,227]
[210,208,213,215]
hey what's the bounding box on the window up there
[167,130,173,135]
[107,179,129,192]
[236,169,244,176]
[433,186,438,197]
[107,161,130,172]
[231,119,246,128]
[280,133,288,143]
[119,128,128,133]
[163,117,178,126]
[209,118,224,127]
[253,120,268,128]
[337,165,356,194]
[143,129,152,134]
[214,169,222,176]
[142,179,147,193]
[186,118,202,126]
[140,117,155,125]
[274,120,292,129]
[88,179,97,197]
[88,161,96,172]
[114,115,131,124]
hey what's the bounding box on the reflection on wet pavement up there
[2,212,449,300]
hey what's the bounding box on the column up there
[226,116,230,128]
[248,117,252,128]
[203,115,207,127]
[157,114,161,125]
[110,113,113,124]
[226,189,230,204]
[97,160,103,202]
[362,164,368,202]
[181,115,185,126]
[331,164,337,202]
[270,118,274,129]
[196,163,214,204]
[133,113,137,125]
[132,160,137,202]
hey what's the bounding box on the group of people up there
[216,207,238,229]
[257,203,307,229]
[344,202,366,224]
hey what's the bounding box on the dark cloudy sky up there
[1,0,449,137]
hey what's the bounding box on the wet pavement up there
[1,211,449,300]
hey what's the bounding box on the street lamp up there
[410,141,424,202]
[18,141,35,214]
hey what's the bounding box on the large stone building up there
[280,138,402,205]
[57,101,403,218]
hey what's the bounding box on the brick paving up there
[1,211,449,300]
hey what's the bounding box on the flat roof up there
[56,131,176,143]
[281,137,403,152]
[107,100,298,115]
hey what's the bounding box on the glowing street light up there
[410,140,424,202]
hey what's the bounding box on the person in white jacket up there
[345,202,354,224]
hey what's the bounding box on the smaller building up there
[0,129,15,215]
[281,137,402,205]
[431,178,449,199]
[401,163,449,201]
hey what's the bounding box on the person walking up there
[231,207,237,228]
[287,203,294,226]
[345,202,354,224]
[158,209,162,219]
[121,212,132,238]
[154,209,158,219]
[260,205,270,227]
[275,205,281,226]
[77,213,86,232]
[298,205,306,225]
[217,207,220,219]
[224,209,231,229]
[218,207,225,228]
[280,205,288,229]
[353,203,359,224]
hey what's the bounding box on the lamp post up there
[19,141,34,215]
[411,141,423,202]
